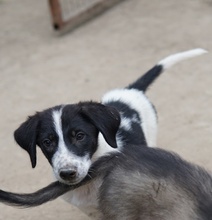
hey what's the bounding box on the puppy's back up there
[98,146,212,220]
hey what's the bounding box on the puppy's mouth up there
[54,169,87,186]
[59,178,84,186]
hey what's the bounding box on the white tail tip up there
[158,48,208,70]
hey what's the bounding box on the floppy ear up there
[81,102,121,148]
[14,114,39,168]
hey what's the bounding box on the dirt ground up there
[0,0,212,219]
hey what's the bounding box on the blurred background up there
[0,0,212,219]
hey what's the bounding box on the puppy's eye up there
[42,139,51,147]
[76,132,85,141]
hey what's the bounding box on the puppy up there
[6,49,207,217]
[1,145,212,220]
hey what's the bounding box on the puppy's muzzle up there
[59,168,77,181]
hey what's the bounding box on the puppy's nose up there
[59,169,77,181]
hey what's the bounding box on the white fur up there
[102,88,157,147]
[120,113,141,131]
[92,133,120,162]
[62,178,102,210]
[51,108,91,184]
[158,48,207,70]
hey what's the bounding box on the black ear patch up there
[14,114,39,168]
[80,102,121,148]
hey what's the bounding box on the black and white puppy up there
[12,49,206,217]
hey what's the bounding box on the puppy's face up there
[14,102,120,185]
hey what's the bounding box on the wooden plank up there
[48,0,125,33]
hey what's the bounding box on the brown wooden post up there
[48,0,64,30]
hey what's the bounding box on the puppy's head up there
[14,102,120,185]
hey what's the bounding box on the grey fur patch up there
[99,168,198,220]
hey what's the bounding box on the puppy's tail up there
[0,181,70,207]
[128,48,208,92]
[0,153,118,208]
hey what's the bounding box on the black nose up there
[59,169,77,181]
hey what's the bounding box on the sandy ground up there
[0,0,212,219]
